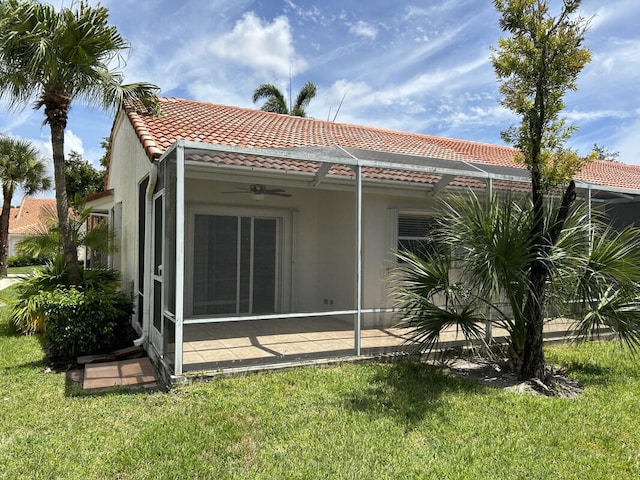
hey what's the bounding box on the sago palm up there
[0,0,159,283]
[0,135,51,276]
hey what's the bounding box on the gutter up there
[134,162,158,347]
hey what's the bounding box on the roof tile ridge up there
[126,109,162,160]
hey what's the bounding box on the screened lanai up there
[142,139,638,377]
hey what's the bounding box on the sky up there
[1,0,639,201]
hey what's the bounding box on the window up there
[397,212,441,259]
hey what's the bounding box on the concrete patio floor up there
[177,316,576,373]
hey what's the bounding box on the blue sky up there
[1,0,639,199]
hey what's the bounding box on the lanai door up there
[191,214,280,316]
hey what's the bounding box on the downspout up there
[134,162,158,347]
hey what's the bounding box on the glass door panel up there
[192,214,278,316]
[253,218,277,313]
[193,215,238,315]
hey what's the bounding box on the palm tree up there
[391,192,640,378]
[253,81,317,117]
[0,0,159,284]
[0,135,51,276]
[16,197,116,264]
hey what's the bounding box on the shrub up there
[7,255,46,267]
[12,257,121,334]
[39,287,134,358]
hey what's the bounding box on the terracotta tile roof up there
[9,198,57,235]
[123,97,640,193]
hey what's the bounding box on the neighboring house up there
[97,97,640,378]
[8,197,57,257]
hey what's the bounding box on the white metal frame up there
[150,190,165,355]
[152,140,638,375]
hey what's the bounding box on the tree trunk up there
[0,186,13,277]
[49,121,81,284]
[521,180,577,380]
[521,162,547,379]
[521,260,547,379]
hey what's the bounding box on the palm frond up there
[399,302,486,356]
[252,83,288,114]
[441,191,533,302]
[391,248,486,355]
[571,286,640,352]
[293,81,316,116]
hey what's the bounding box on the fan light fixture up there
[222,184,292,200]
[250,184,266,201]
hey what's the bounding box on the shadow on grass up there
[0,359,46,373]
[64,377,163,397]
[344,360,484,430]
[0,319,23,338]
[557,360,615,387]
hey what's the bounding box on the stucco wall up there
[108,118,448,328]
[178,175,440,325]
[107,113,154,297]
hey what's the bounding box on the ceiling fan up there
[223,184,292,199]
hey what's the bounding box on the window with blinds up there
[397,213,441,259]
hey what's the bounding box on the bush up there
[12,257,121,334]
[39,287,134,358]
[7,255,46,267]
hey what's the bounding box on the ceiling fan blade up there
[221,185,291,197]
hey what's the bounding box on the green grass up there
[6,265,43,276]
[0,294,639,479]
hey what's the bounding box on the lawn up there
[0,283,639,479]
[5,265,43,276]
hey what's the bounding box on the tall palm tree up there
[253,81,316,117]
[0,135,51,276]
[0,0,159,283]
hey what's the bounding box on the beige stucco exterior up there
[106,109,448,353]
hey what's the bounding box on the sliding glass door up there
[192,214,279,316]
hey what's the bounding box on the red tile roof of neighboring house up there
[123,97,640,192]
[9,198,57,235]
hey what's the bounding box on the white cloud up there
[349,21,378,40]
[0,104,34,133]
[583,0,640,32]
[565,108,629,122]
[586,38,640,76]
[64,130,84,156]
[285,0,325,24]
[210,12,307,77]
[613,115,640,164]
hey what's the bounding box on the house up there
[97,97,640,379]
[8,197,57,257]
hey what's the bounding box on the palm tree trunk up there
[50,122,81,284]
[0,186,13,277]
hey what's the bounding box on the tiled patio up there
[179,316,576,373]
[83,357,159,390]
